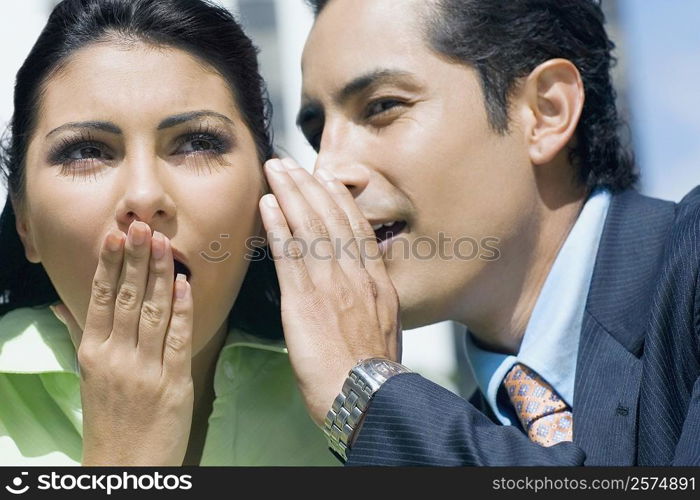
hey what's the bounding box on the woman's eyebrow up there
[44,110,234,138]
[46,121,121,138]
[157,110,234,130]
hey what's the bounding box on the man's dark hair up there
[306,0,637,192]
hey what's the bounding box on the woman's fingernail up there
[175,274,188,299]
[316,169,335,181]
[106,231,123,252]
[262,194,279,208]
[266,159,285,172]
[151,232,165,260]
[129,222,147,246]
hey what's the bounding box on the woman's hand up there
[260,158,402,427]
[51,221,194,466]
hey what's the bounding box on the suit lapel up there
[573,189,675,464]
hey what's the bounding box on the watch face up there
[357,359,410,389]
[373,360,395,378]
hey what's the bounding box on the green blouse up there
[0,306,336,466]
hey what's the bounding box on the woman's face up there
[15,42,264,355]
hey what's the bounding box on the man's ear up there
[518,58,584,166]
[12,199,41,263]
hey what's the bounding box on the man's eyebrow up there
[296,69,418,129]
[335,69,417,105]
[46,121,122,138]
[157,110,234,130]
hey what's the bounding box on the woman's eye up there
[176,134,226,155]
[68,145,104,160]
[174,132,231,174]
[52,140,112,181]
[53,140,112,165]
[180,138,216,154]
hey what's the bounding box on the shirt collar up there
[0,306,78,374]
[465,188,612,424]
[0,305,286,375]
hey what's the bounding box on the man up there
[259,0,700,465]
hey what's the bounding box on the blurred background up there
[1,0,699,397]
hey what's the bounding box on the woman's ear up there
[12,199,41,263]
[518,58,584,166]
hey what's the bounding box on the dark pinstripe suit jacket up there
[347,187,700,466]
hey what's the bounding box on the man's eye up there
[366,99,402,118]
[308,132,322,152]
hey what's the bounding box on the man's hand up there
[260,158,402,426]
[51,221,194,465]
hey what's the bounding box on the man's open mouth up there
[371,220,408,244]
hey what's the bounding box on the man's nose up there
[313,130,370,197]
[115,157,176,229]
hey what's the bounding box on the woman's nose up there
[115,160,176,228]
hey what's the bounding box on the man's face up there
[300,0,538,329]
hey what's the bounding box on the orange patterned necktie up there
[502,363,573,446]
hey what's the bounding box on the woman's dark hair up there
[306,0,638,192]
[0,0,282,338]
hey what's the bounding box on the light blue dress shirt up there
[465,188,612,426]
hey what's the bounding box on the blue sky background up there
[619,0,700,201]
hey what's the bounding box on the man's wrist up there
[323,357,411,462]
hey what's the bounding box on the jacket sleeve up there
[673,376,700,465]
[345,373,586,466]
[671,202,700,466]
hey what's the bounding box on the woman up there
[0,0,335,466]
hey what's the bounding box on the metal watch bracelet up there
[323,358,411,462]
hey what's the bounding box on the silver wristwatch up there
[323,358,411,462]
